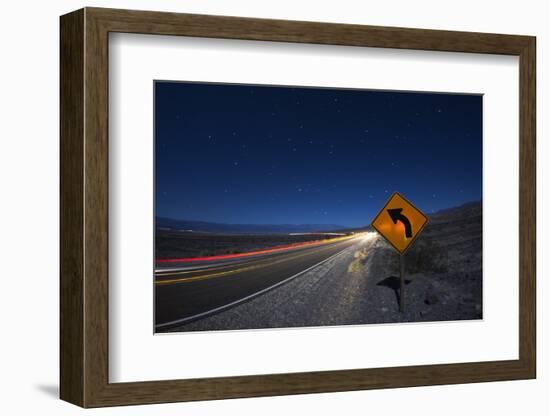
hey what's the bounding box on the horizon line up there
[156,199,482,228]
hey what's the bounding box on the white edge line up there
[155,244,356,330]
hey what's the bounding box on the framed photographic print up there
[60,7,536,407]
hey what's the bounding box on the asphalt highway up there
[154,234,365,330]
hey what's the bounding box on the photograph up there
[153,81,483,333]
[52,4,537,410]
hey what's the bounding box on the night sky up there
[155,82,482,228]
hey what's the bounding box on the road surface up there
[155,234,366,330]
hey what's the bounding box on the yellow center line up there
[154,245,320,277]
[156,262,256,277]
[155,237,358,285]
[155,235,357,279]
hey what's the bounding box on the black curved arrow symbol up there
[387,208,412,238]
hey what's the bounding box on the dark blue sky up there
[155,82,482,227]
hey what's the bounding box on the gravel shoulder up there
[168,239,370,332]
[169,201,483,332]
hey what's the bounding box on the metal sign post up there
[371,192,428,313]
[399,254,405,313]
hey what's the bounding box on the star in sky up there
[155,81,482,226]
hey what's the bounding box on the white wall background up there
[0,0,545,414]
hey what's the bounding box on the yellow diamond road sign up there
[371,192,428,254]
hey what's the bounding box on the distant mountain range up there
[156,216,347,234]
[156,201,482,235]
[429,200,482,222]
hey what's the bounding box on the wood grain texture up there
[83,10,110,406]
[59,8,84,406]
[59,7,537,408]
[89,7,532,54]
[518,38,536,375]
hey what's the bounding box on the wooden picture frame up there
[60,7,536,408]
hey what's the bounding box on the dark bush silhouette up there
[405,237,448,274]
